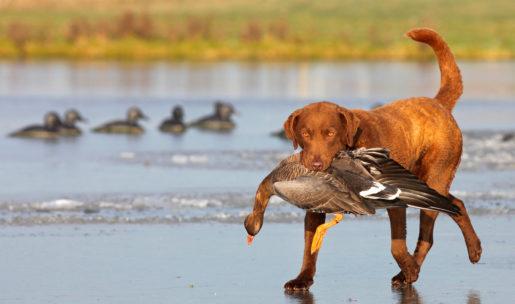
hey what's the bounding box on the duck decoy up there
[189,101,236,132]
[59,109,86,137]
[271,129,287,140]
[159,106,186,134]
[9,112,62,139]
[502,133,514,142]
[92,107,148,135]
[244,147,459,253]
[370,102,384,110]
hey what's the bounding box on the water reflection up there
[467,290,481,304]
[392,285,423,304]
[284,290,315,304]
[392,286,482,304]
[0,61,513,100]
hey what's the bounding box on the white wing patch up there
[359,182,401,200]
[359,182,386,197]
[386,188,402,200]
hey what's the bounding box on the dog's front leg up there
[388,207,420,286]
[284,211,326,291]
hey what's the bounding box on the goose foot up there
[310,213,343,254]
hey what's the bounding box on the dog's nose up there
[312,161,323,171]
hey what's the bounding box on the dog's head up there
[283,102,360,171]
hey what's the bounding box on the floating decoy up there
[502,133,514,142]
[159,106,186,134]
[271,129,287,139]
[9,112,62,139]
[370,102,384,109]
[60,109,86,137]
[92,107,148,135]
[245,148,459,253]
[190,101,236,131]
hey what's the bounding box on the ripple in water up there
[114,131,515,172]
[0,188,513,226]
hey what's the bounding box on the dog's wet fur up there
[246,28,482,290]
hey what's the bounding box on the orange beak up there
[247,234,254,245]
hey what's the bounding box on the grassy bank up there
[0,0,513,60]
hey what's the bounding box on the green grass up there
[0,0,513,60]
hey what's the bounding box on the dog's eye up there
[327,131,336,137]
[301,131,310,138]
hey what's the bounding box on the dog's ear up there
[337,107,361,148]
[283,108,304,149]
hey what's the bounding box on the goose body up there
[160,106,186,134]
[9,112,62,139]
[190,102,236,132]
[268,148,459,216]
[246,147,459,253]
[92,107,147,135]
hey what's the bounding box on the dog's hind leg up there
[393,156,482,284]
[392,157,451,285]
[394,195,482,284]
[388,207,419,287]
[419,162,482,265]
[391,209,439,286]
[448,194,482,263]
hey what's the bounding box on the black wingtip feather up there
[353,148,461,216]
[400,191,459,215]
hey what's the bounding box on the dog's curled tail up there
[406,28,463,111]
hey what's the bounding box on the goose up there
[9,112,62,139]
[159,106,186,134]
[59,109,86,137]
[189,101,236,132]
[92,107,148,135]
[245,148,459,253]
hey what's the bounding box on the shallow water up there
[0,217,513,303]
[0,61,514,225]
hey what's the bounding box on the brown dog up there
[245,28,482,290]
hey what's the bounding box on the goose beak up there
[247,234,254,245]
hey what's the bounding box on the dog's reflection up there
[393,285,423,304]
[393,286,481,304]
[467,290,481,304]
[284,290,315,304]
[284,286,480,304]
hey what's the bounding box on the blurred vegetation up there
[0,0,513,60]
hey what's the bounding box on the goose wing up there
[349,148,460,215]
[273,172,375,215]
[331,153,401,201]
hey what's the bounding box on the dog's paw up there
[392,257,420,287]
[284,277,314,291]
[391,271,406,288]
[403,261,420,284]
[467,237,482,264]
